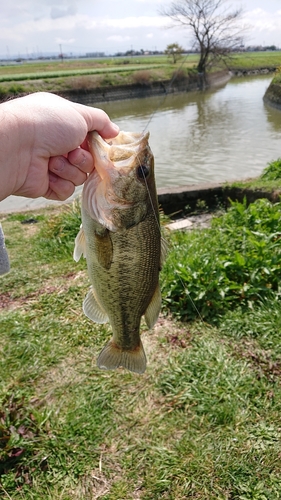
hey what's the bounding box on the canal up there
[102,74,281,188]
[1,74,281,212]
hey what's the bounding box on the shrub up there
[161,198,281,322]
[131,70,152,86]
[100,73,114,86]
[171,68,188,83]
[261,158,281,180]
[69,76,99,91]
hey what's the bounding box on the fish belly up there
[82,209,161,373]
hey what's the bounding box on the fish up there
[73,130,166,374]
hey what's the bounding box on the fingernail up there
[52,158,65,172]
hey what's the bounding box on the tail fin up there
[97,340,146,374]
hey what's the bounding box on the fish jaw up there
[83,130,155,231]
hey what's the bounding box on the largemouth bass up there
[73,130,166,374]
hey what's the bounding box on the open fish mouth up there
[88,130,150,176]
[83,130,154,231]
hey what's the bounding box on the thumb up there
[71,102,119,139]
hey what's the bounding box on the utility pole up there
[59,44,63,62]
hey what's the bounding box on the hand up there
[0,92,119,201]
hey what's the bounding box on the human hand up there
[0,92,119,201]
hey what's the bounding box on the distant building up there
[85,52,105,58]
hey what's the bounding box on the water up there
[101,74,281,188]
[1,74,281,212]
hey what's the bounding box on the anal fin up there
[97,339,146,374]
[144,283,162,329]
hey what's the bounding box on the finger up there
[49,156,87,185]
[67,148,94,173]
[48,172,76,201]
[71,103,119,139]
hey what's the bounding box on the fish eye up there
[137,164,150,180]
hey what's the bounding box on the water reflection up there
[263,103,281,134]
[101,75,281,188]
[1,75,281,213]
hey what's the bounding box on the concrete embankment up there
[158,182,281,217]
[59,70,231,105]
[1,181,279,216]
[58,68,278,106]
[263,81,281,110]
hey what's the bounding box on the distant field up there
[0,51,280,98]
[228,50,281,70]
[0,51,280,80]
[0,64,165,83]
[0,54,197,77]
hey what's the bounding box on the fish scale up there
[82,209,160,349]
[74,130,166,374]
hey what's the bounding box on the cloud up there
[93,16,166,30]
[55,37,75,44]
[107,35,131,42]
[51,5,77,19]
[244,8,281,35]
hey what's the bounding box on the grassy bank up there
[263,68,281,108]
[1,192,281,498]
[0,55,196,99]
[226,157,281,192]
[0,51,280,99]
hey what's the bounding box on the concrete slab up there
[166,219,193,231]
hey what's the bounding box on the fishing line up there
[136,55,207,323]
[142,51,191,133]
[137,160,206,324]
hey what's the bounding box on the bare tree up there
[161,0,245,78]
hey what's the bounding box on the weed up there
[35,199,81,260]
[0,86,8,99]
[8,84,25,95]
[131,70,152,86]
[171,68,188,83]
[261,157,281,180]
[1,200,281,498]
[161,198,281,321]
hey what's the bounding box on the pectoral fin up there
[83,287,109,324]
[144,283,162,329]
[97,339,146,374]
[73,225,86,262]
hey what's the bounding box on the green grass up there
[226,157,281,191]
[162,197,281,322]
[271,70,281,85]
[227,50,281,70]
[0,51,279,98]
[0,64,165,83]
[1,199,281,498]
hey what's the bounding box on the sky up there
[1,0,281,59]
